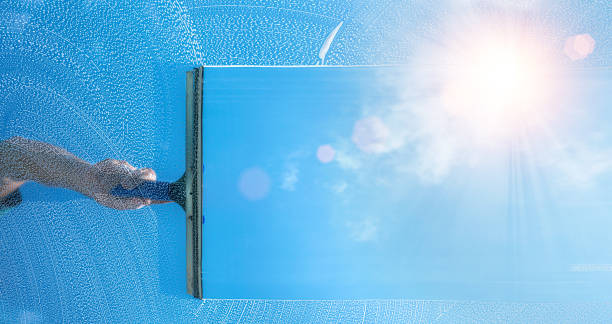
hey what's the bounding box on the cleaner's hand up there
[1,137,168,210]
[87,159,159,210]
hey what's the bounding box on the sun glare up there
[434,21,561,142]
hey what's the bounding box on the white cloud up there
[346,218,378,242]
[536,139,612,188]
[341,98,465,184]
[352,116,392,154]
[332,181,347,194]
[281,165,299,191]
[334,150,362,170]
[413,135,459,184]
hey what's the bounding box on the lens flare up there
[316,144,336,163]
[564,33,596,61]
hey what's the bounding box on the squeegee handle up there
[110,181,173,201]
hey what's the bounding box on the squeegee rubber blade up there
[185,67,204,299]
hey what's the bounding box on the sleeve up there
[0,189,22,212]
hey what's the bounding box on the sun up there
[428,17,562,143]
[455,45,534,112]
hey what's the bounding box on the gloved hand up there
[88,158,158,210]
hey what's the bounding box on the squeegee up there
[111,67,204,299]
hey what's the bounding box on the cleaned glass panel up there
[204,66,612,301]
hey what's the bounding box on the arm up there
[0,136,156,210]
[0,136,96,197]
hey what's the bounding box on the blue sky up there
[201,63,612,301]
